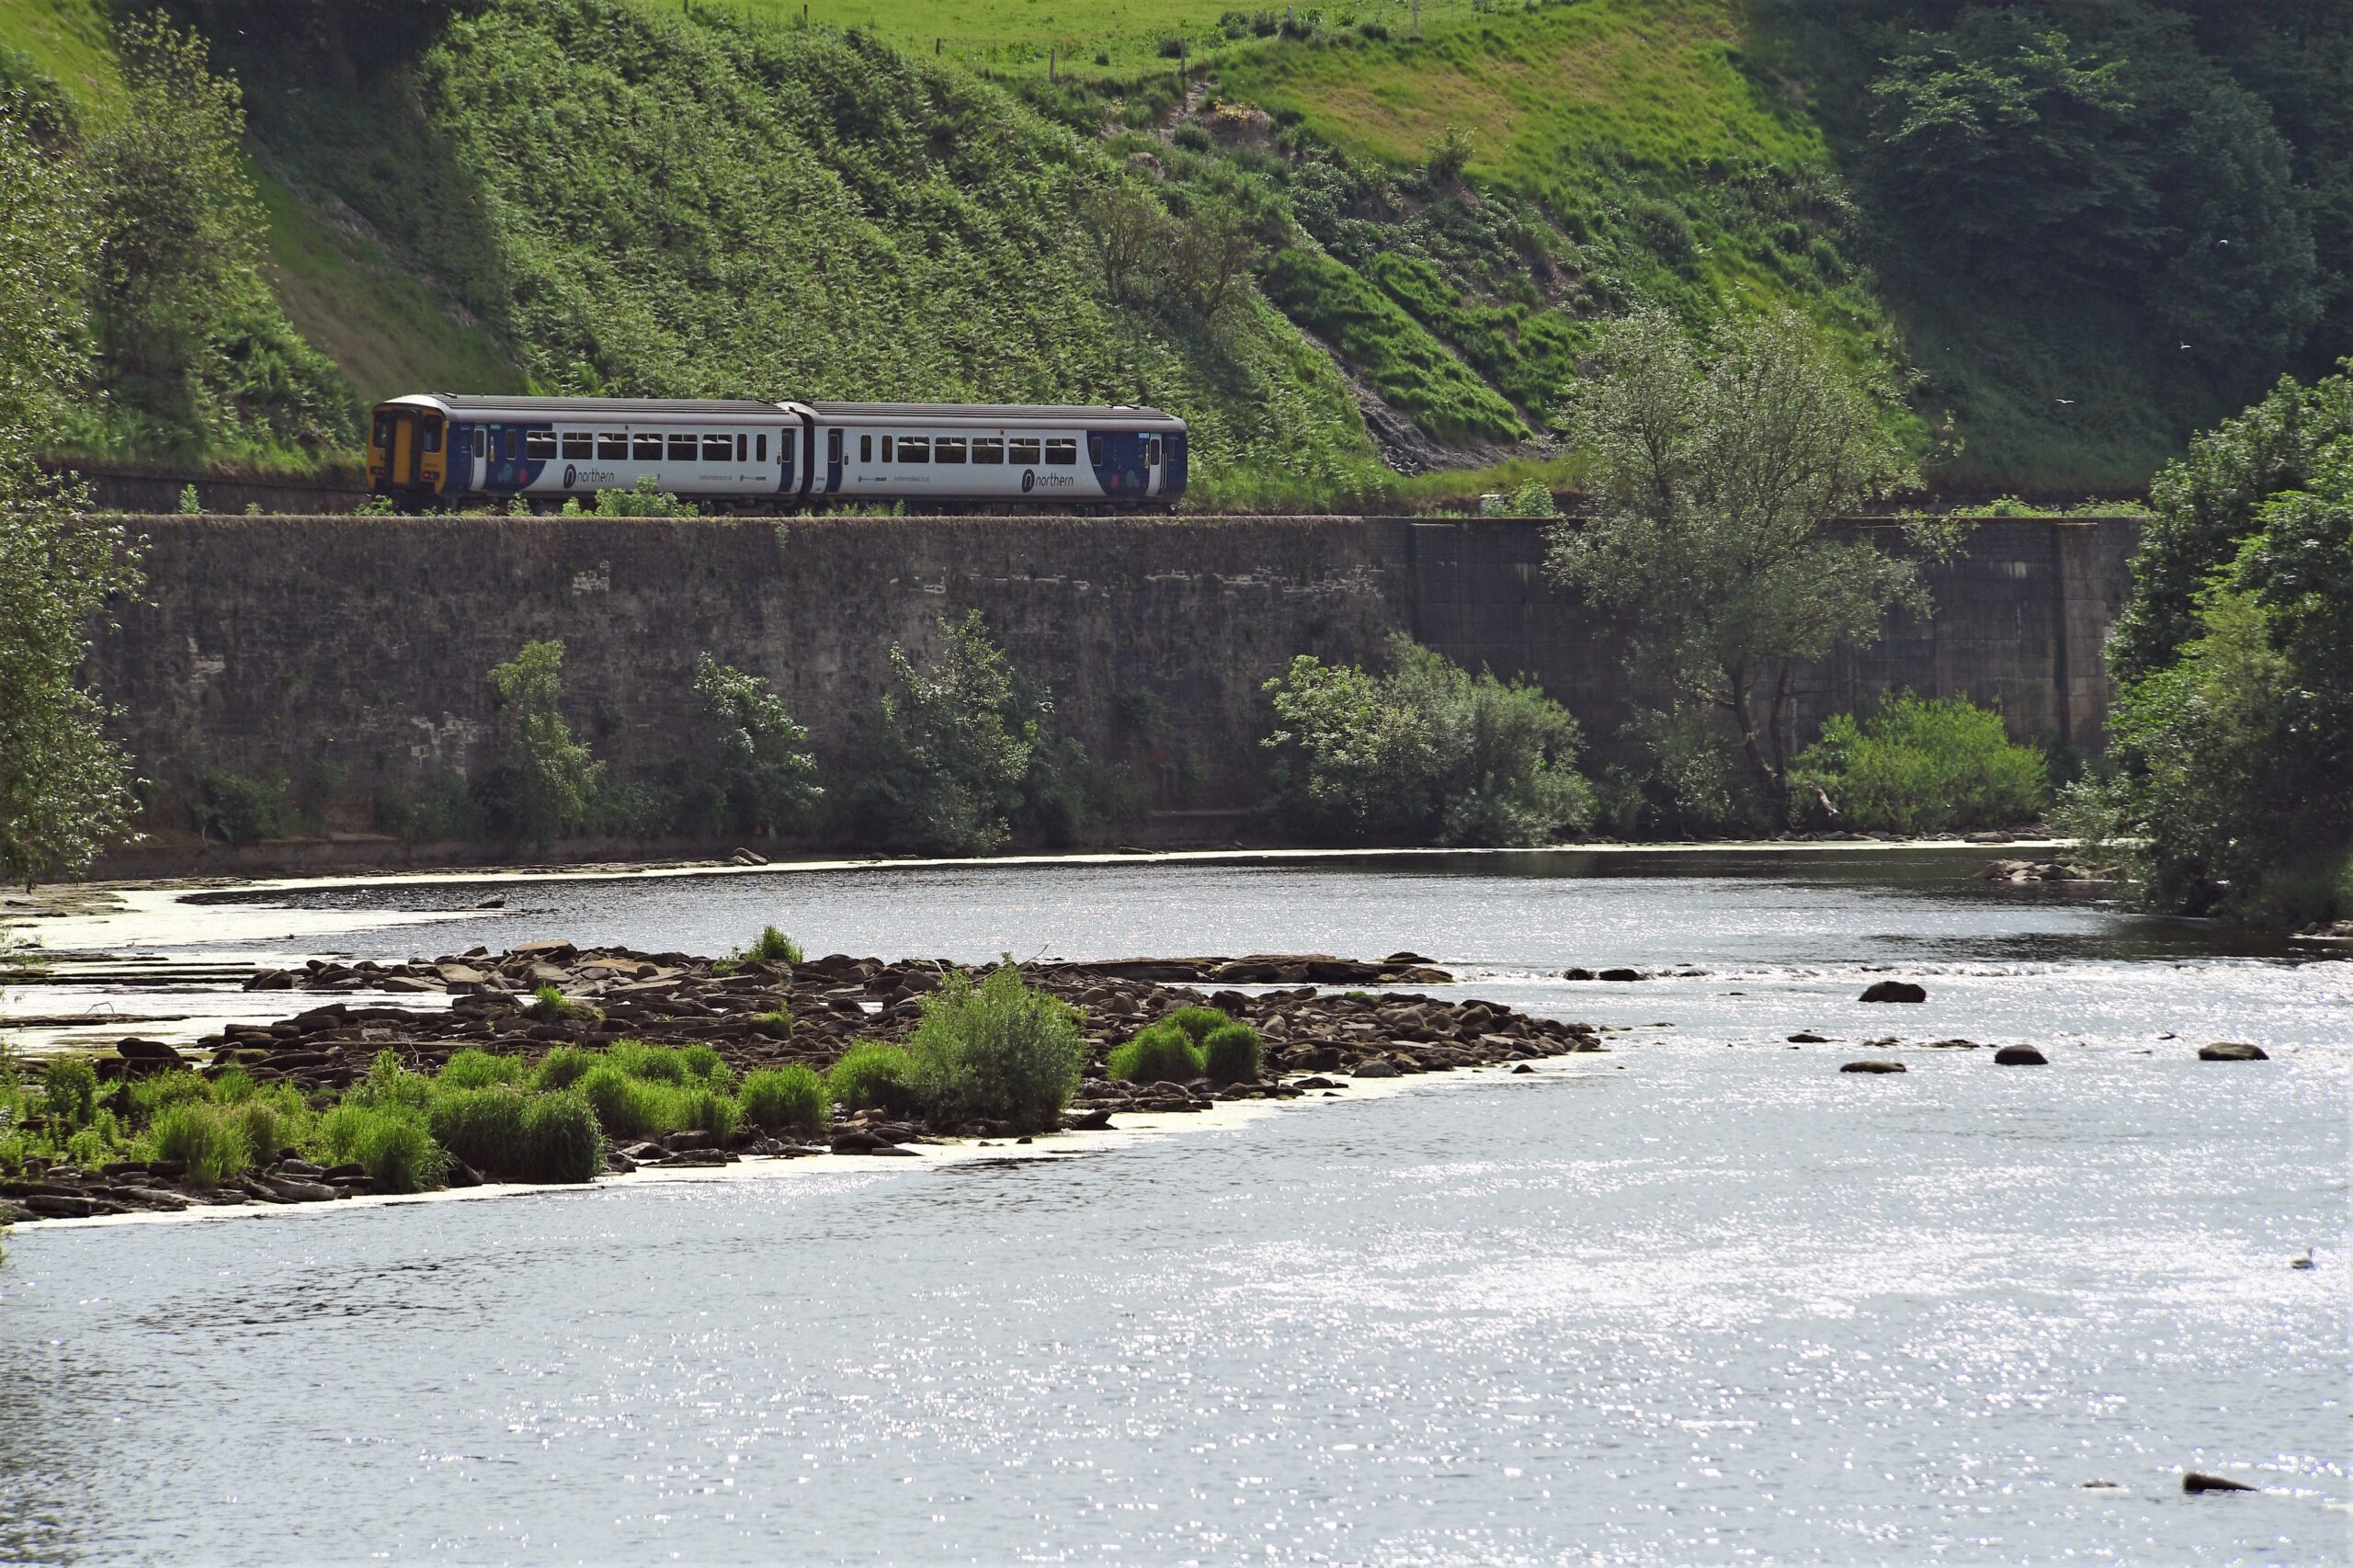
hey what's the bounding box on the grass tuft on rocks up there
[1199,1021,1265,1085]
[904,963,1085,1134]
[429,1086,603,1182]
[149,1101,252,1187]
[1107,1023,1205,1085]
[530,1044,600,1092]
[438,1048,527,1090]
[739,1066,826,1138]
[320,1102,448,1193]
[742,926,805,965]
[1162,1006,1233,1044]
[826,1041,916,1116]
[41,1056,99,1129]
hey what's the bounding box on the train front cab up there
[368,403,449,506]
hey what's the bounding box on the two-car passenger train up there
[366,394,1188,511]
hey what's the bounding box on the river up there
[2,849,2346,1564]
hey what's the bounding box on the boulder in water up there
[1993,1045,2048,1065]
[1839,1060,1907,1074]
[2182,1471,2256,1494]
[2198,1041,2268,1062]
[1859,980,1927,1004]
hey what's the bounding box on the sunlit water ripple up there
[3,850,2345,1564]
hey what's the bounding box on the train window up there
[1086,436,1106,467]
[1008,437,1041,465]
[897,437,928,464]
[827,428,843,464]
[736,433,747,462]
[1045,437,1077,465]
[371,415,391,448]
[667,433,697,461]
[972,437,1005,464]
[423,422,442,454]
[474,430,487,460]
[757,433,767,462]
[503,429,516,460]
[526,429,556,460]
[561,431,592,459]
[881,436,894,461]
[1147,437,1162,466]
[633,432,663,460]
[703,433,733,461]
[779,429,794,463]
[597,432,628,460]
[859,434,871,464]
[934,437,968,464]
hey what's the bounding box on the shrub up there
[1199,1022,1264,1084]
[41,1056,98,1129]
[1262,635,1592,846]
[826,1041,915,1115]
[739,1066,827,1138]
[531,1044,599,1092]
[689,658,821,837]
[438,1048,526,1090]
[150,1101,250,1187]
[485,640,601,846]
[1789,694,2049,834]
[191,768,296,846]
[743,926,804,965]
[1107,1024,1205,1084]
[319,1103,446,1193]
[1157,35,1188,59]
[904,963,1086,1132]
[594,474,697,517]
[1162,1006,1231,1043]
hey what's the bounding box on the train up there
[366,394,1188,511]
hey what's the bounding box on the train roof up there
[377,395,1185,429]
[806,401,1182,426]
[384,394,780,416]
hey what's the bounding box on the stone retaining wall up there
[86,513,2139,856]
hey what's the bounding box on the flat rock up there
[1787,1031,1829,1043]
[1597,968,1643,983]
[1351,1059,1402,1079]
[2198,1042,2268,1062]
[1839,1060,1908,1074]
[1859,980,1927,1004]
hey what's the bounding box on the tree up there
[838,611,1039,856]
[83,15,352,454]
[0,102,142,886]
[1165,208,1260,320]
[1086,187,1166,306]
[1544,309,1933,809]
[485,640,600,845]
[2078,369,2353,927]
[690,655,820,836]
[2108,365,2353,685]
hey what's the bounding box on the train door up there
[1145,434,1165,496]
[826,426,844,494]
[387,409,419,488]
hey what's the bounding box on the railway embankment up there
[83,513,2137,876]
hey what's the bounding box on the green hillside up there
[1,0,2343,499]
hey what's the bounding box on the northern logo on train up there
[563,463,577,489]
[1021,468,1036,494]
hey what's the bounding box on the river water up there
[3,850,2347,1564]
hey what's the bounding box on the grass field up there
[690,0,1501,76]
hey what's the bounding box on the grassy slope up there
[226,0,1385,507]
[0,0,520,446]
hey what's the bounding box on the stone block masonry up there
[87,513,2138,855]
